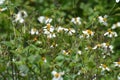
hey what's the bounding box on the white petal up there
[116,0,120,3]
[52,71,57,75]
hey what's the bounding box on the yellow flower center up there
[87,46,92,49]
[115,23,118,27]
[68,28,71,31]
[102,64,107,68]
[45,17,48,20]
[52,43,56,47]
[103,18,107,22]
[33,37,37,41]
[33,28,37,32]
[64,50,70,55]
[47,24,51,31]
[75,18,78,23]
[42,57,46,61]
[106,43,109,46]
[117,62,120,65]
[108,29,112,33]
[97,44,101,47]
[55,73,60,78]
[87,30,92,34]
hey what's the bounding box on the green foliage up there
[0,0,120,80]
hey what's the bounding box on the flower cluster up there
[0,1,119,80]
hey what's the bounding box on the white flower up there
[0,0,5,5]
[52,71,64,80]
[118,75,120,80]
[77,50,82,55]
[43,24,54,34]
[111,22,120,29]
[62,50,70,55]
[98,15,108,26]
[99,64,110,71]
[104,30,118,38]
[102,52,111,58]
[12,58,15,62]
[43,24,56,38]
[92,44,101,49]
[38,16,52,24]
[71,17,81,25]
[116,0,120,3]
[50,43,58,48]
[36,41,42,44]
[38,16,45,23]
[47,33,56,39]
[101,43,114,54]
[42,57,47,63]
[77,70,81,75]
[114,62,120,67]
[30,28,39,35]
[56,26,65,32]
[13,10,28,23]
[82,30,94,38]
[85,46,92,50]
[62,28,75,35]
[0,7,7,12]
[67,28,76,35]
[101,43,113,49]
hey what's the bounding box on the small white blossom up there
[56,26,65,32]
[102,52,111,58]
[101,43,113,49]
[42,57,47,63]
[50,43,58,48]
[104,30,118,38]
[82,30,94,38]
[52,71,64,80]
[111,22,120,29]
[99,64,110,71]
[0,7,7,12]
[67,28,76,35]
[38,16,52,24]
[77,50,82,55]
[30,28,39,35]
[62,28,75,35]
[47,33,56,39]
[118,74,120,80]
[12,58,15,62]
[114,62,120,67]
[71,17,81,25]
[0,0,5,5]
[43,24,56,39]
[62,50,70,55]
[79,35,84,39]
[92,44,101,49]
[98,15,108,26]
[77,70,81,75]
[116,0,120,3]
[13,10,28,23]
[101,43,114,54]
[85,46,92,50]
[43,24,54,34]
